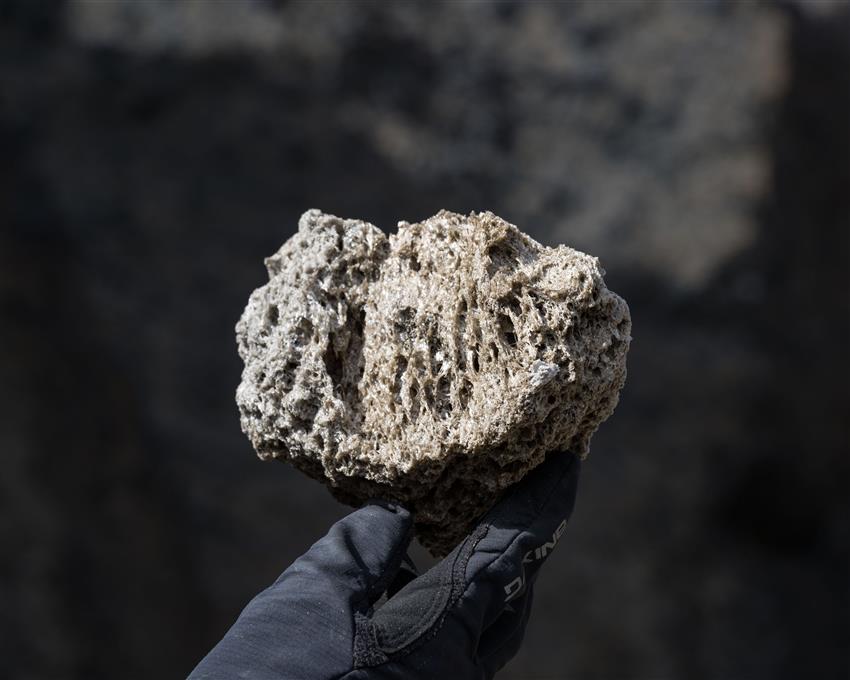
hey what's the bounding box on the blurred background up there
[1,1,848,678]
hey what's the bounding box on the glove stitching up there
[375,531,468,650]
[376,562,452,649]
[352,611,389,669]
[376,523,488,656]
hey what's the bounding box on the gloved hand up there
[188,451,580,680]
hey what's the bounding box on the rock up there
[236,209,630,554]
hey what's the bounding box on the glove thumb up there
[282,501,414,610]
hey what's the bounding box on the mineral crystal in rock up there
[236,209,630,554]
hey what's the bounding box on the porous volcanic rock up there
[236,209,630,554]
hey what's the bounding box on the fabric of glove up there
[188,451,580,680]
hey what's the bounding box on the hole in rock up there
[497,313,517,346]
[604,339,621,361]
[323,345,344,389]
[393,356,408,403]
[436,375,452,416]
[486,241,516,276]
[459,379,472,410]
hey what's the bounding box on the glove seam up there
[376,526,480,651]
[375,561,452,649]
[370,524,488,658]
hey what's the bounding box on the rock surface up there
[236,210,630,554]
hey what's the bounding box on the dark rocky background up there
[1,1,847,678]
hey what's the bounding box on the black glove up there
[188,451,580,680]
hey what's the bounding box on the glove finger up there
[456,451,579,632]
[348,453,577,670]
[357,452,578,667]
[188,502,412,680]
[282,500,414,611]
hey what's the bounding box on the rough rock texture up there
[236,210,630,554]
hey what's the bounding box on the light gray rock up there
[236,209,630,554]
